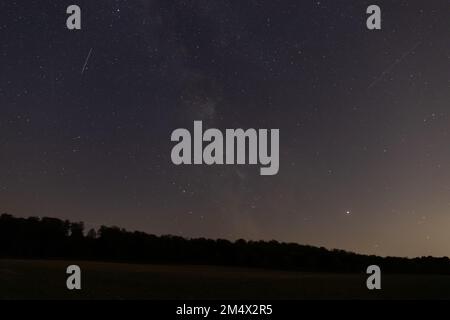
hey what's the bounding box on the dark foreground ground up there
[1,259,450,299]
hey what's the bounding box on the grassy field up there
[1,259,450,299]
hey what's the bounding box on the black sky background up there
[1,0,450,257]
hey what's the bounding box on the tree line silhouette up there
[1,213,450,274]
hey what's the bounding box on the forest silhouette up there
[1,213,450,274]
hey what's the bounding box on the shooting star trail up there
[368,41,421,89]
[81,48,93,75]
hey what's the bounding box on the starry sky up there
[1,0,449,257]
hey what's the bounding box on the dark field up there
[1,259,450,299]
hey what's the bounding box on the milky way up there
[1,0,449,257]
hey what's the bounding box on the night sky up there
[1,0,450,257]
